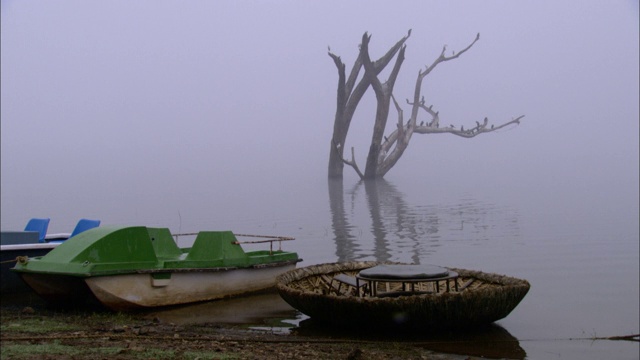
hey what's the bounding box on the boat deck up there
[294,270,484,298]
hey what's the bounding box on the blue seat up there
[70,219,101,238]
[24,218,50,243]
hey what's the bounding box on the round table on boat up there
[356,264,459,297]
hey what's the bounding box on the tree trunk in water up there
[327,32,411,179]
[327,31,524,180]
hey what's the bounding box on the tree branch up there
[340,146,364,180]
[386,45,406,94]
[372,29,412,69]
[376,94,414,177]
[329,30,524,180]
[328,53,347,123]
[328,31,412,178]
[378,94,403,160]
[360,33,384,97]
[413,115,525,137]
[422,32,480,78]
[391,94,406,141]
[405,32,486,139]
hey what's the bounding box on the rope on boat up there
[0,256,28,265]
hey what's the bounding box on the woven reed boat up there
[276,261,530,330]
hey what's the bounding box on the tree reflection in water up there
[328,178,520,263]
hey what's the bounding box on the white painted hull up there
[85,263,297,311]
[1,243,61,294]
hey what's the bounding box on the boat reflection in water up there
[294,318,527,360]
[144,291,526,359]
[143,291,300,331]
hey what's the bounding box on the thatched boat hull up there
[276,262,530,330]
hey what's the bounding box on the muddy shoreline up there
[1,290,534,359]
[1,304,476,359]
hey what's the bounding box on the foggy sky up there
[1,1,638,232]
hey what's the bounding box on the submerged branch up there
[590,334,639,342]
[340,146,364,180]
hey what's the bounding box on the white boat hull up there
[86,263,297,311]
[1,240,60,294]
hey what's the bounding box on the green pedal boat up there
[12,226,301,311]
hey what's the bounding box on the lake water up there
[1,2,638,358]
[2,166,638,359]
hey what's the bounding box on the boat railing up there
[171,233,295,255]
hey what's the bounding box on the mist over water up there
[154,169,637,359]
[2,1,638,358]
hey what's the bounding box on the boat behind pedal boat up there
[11,226,301,311]
[1,218,100,294]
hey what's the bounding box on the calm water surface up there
[2,171,638,359]
[141,174,638,360]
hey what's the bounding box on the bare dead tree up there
[327,31,411,178]
[328,31,524,179]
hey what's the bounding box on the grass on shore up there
[1,340,237,360]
